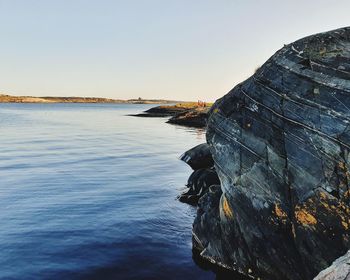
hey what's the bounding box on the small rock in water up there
[178,168,220,205]
[180,143,214,170]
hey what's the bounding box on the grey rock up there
[194,27,350,280]
[180,143,214,170]
[179,168,220,204]
[314,251,350,280]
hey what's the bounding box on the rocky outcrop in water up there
[131,105,189,117]
[192,27,350,280]
[132,104,210,128]
[180,143,214,170]
[179,168,220,204]
[167,107,209,127]
[179,144,219,204]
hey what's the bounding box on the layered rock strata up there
[191,27,350,280]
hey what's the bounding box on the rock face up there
[179,144,219,204]
[314,250,350,280]
[194,27,350,280]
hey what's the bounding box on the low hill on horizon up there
[0,94,185,104]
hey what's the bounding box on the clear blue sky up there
[0,0,349,101]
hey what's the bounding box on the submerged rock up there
[194,27,350,280]
[314,251,350,280]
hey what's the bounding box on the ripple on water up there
[0,103,214,280]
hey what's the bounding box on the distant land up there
[0,94,183,104]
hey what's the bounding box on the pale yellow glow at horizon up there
[0,0,349,102]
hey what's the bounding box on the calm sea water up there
[0,103,214,279]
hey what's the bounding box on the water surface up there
[0,103,214,279]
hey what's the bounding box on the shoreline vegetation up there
[130,102,213,128]
[0,94,183,104]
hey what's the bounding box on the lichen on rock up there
[192,27,350,280]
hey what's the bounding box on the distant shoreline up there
[130,102,212,128]
[0,94,185,104]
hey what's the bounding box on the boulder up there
[180,143,214,170]
[194,27,350,280]
[314,251,350,280]
[179,168,220,204]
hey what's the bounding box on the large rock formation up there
[193,27,350,280]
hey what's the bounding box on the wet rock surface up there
[192,27,350,280]
[314,250,350,280]
[179,144,218,204]
[178,168,220,204]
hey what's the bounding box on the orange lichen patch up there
[275,204,288,223]
[222,196,234,219]
[344,190,350,199]
[295,207,317,226]
[341,221,349,230]
[319,191,327,200]
[295,190,349,228]
[346,171,350,181]
[338,161,346,170]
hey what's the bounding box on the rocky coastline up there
[179,27,350,280]
[0,94,181,104]
[131,103,211,128]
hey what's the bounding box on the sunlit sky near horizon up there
[0,0,349,101]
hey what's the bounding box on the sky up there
[0,1,349,101]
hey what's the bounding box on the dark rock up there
[167,109,209,128]
[129,105,189,118]
[130,103,210,128]
[180,143,214,170]
[178,168,220,204]
[314,250,350,280]
[127,112,172,117]
[194,27,350,280]
[145,106,187,115]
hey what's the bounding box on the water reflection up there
[0,103,214,280]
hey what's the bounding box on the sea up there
[0,103,217,279]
